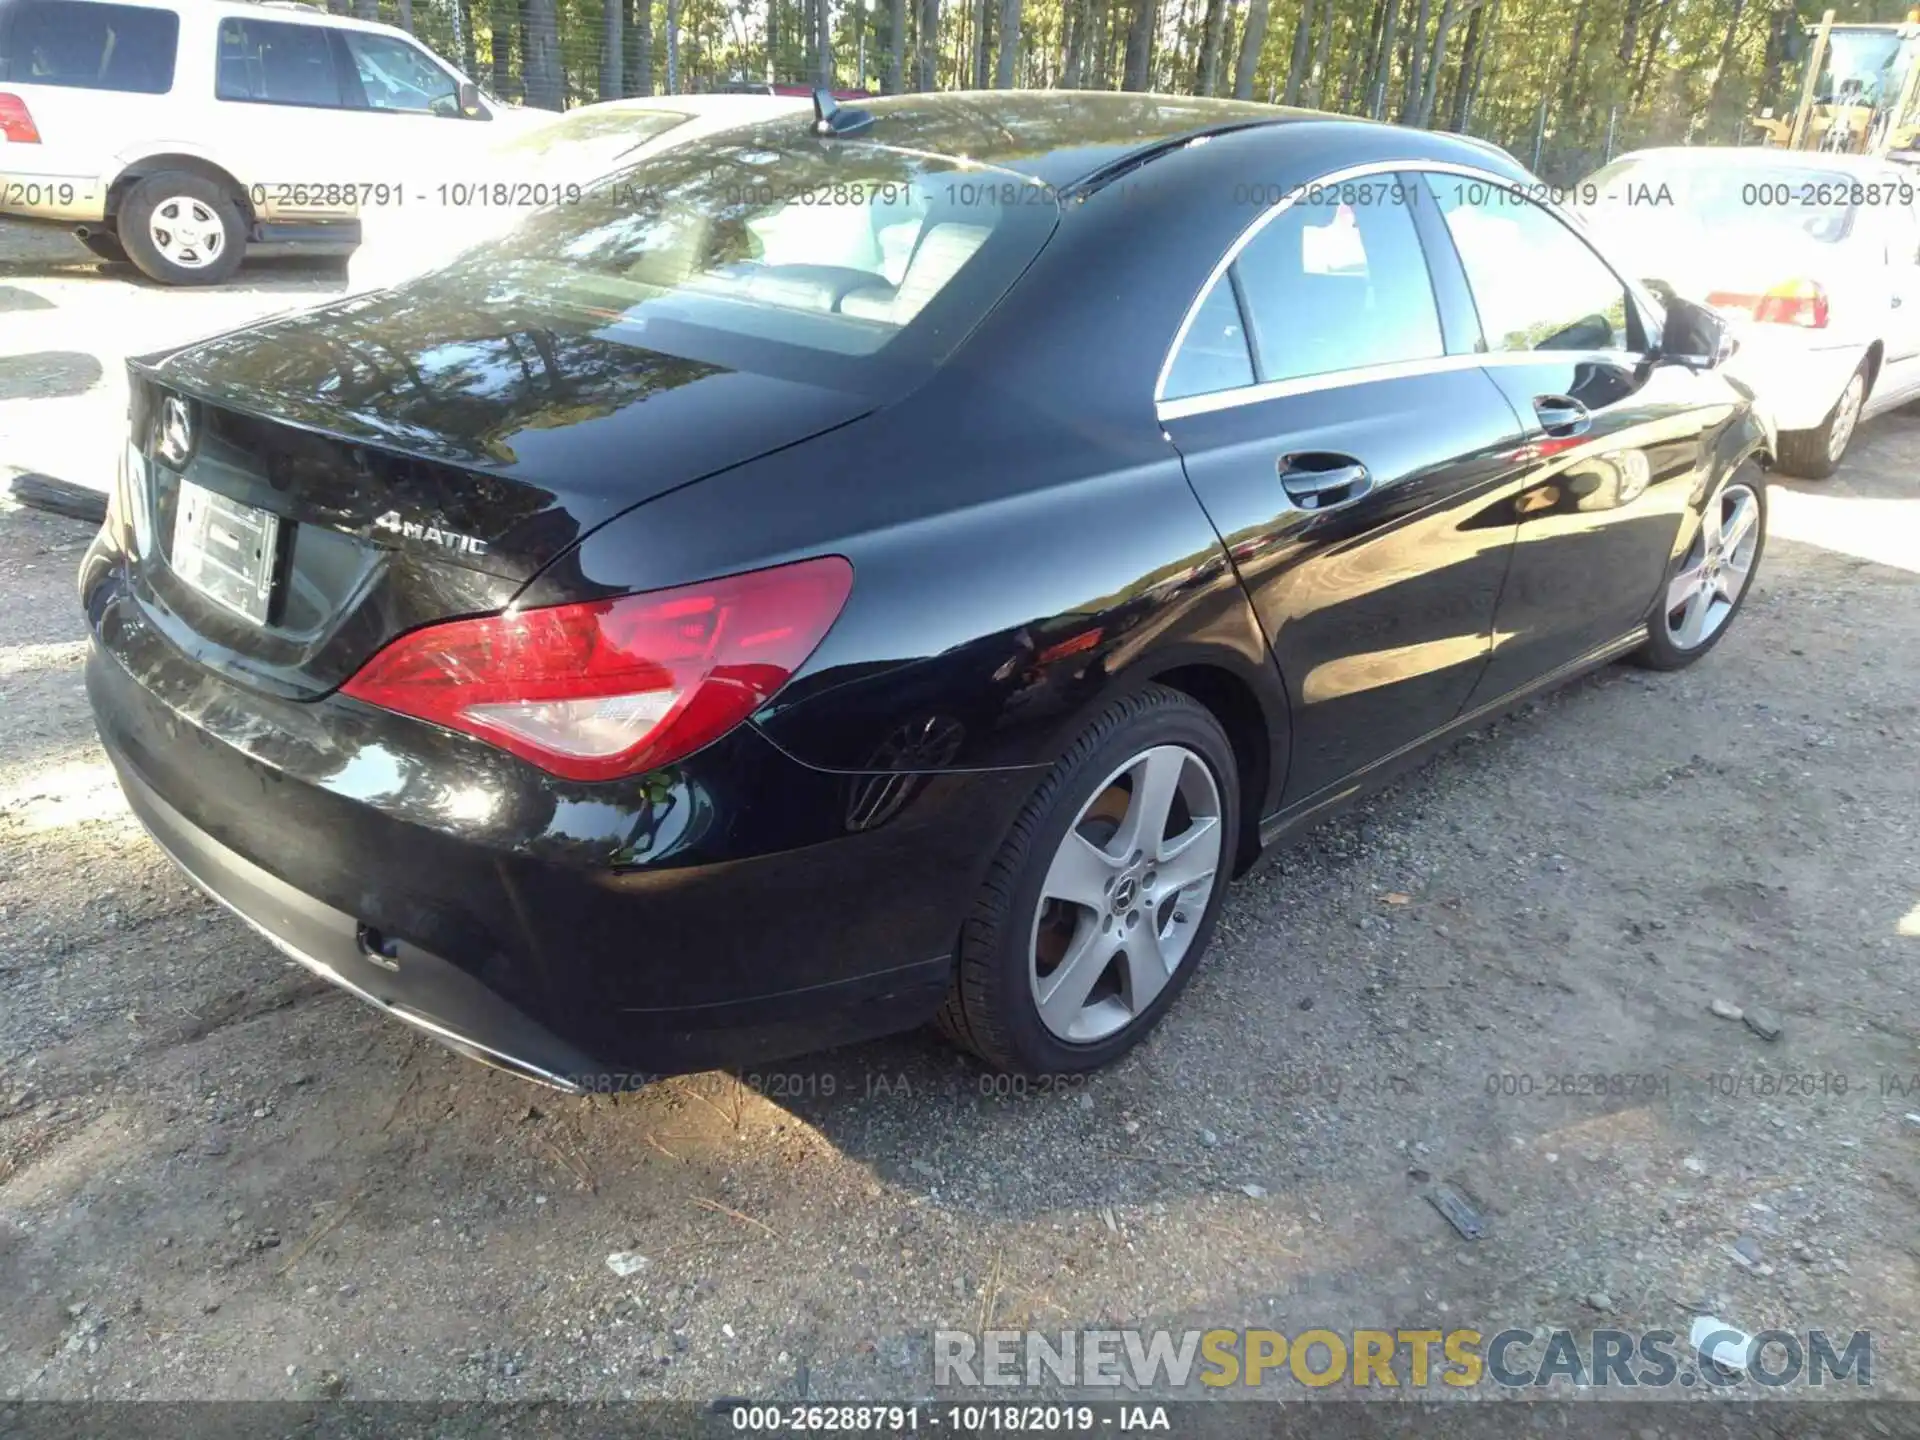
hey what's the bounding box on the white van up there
[0,0,535,283]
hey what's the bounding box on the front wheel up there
[1633,465,1767,671]
[936,685,1239,1075]
[1775,361,1867,480]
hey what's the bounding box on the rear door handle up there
[1534,395,1592,437]
[1278,454,1373,510]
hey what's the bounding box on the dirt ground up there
[1,241,1918,1410]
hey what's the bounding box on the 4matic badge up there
[372,510,488,556]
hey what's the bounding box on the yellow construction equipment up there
[1751,8,1920,156]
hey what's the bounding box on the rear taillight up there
[0,93,40,143]
[340,557,853,781]
[1706,279,1829,329]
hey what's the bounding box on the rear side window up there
[0,0,178,93]
[216,17,345,107]
[1234,187,1444,382]
[1437,187,1633,353]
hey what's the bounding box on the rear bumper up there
[1721,331,1866,435]
[115,756,600,1091]
[82,549,1025,1083]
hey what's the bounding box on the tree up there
[1415,0,1458,126]
[916,0,939,89]
[1282,1,1310,102]
[1232,0,1267,97]
[397,0,413,31]
[522,0,564,107]
[1366,0,1398,117]
[627,0,651,93]
[887,0,906,88]
[490,0,514,94]
[1446,0,1484,129]
[665,0,680,92]
[1307,0,1333,105]
[816,0,834,83]
[1122,0,1155,89]
[603,0,624,98]
[1195,0,1227,93]
[1398,0,1429,121]
[354,0,377,20]
[1705,0,1748,120]
[995,0,1022,84]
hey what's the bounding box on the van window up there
[0,0,178,93]
[215,17,346,108]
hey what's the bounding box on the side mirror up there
[458,79,485,119]
[1659,293,1737,369]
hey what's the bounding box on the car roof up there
[554,94,809,120]
[1605,146,1902,176]
[836,90,1338,189]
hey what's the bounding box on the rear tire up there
[936,685,1239,1075]
[118,171,246,286]
[1775,361,1867,480]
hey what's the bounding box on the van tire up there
[118,172,246,286]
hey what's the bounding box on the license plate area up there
[171,479,281,626]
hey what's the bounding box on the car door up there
[211,14,360,222]
[328,28,494,182]
[1159,172,1531,806]
[1873,198,1920,406]
[1416,173,1742,702]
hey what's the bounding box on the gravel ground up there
[0,249,1917,1411]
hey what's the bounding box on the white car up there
[351,92,808,284]
[1577,146,1920,477]
[0,0,536,284]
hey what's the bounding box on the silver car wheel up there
[1028,744,1224,1044]
[1664,479,1762,651]
[149,196,227,270]
[1826,369,1865,464]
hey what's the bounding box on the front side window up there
[340,30,460,115]
[1437,185,1633,353]
[0,0,178,93]
[216,18,344,107]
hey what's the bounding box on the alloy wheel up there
[1028,744,1224,1044]
[1664,479,1762,652]
[149,196,227,270]
[1827,371,1865,464]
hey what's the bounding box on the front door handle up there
[1279,453,1373,510]
[1534,394,1592,437]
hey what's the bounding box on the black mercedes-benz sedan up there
[81,92,1771,1091]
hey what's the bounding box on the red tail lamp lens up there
[340,556,853,781]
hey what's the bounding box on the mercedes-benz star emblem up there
[157,396,195,470]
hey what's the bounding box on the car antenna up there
[813,87,875,137]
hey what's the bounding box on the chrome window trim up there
[1152,157,1649,423]
[1158,352,1487,420]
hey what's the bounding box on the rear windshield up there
[1579,158,1857,244]
[0,0,178,93]
[411,117,1061,396]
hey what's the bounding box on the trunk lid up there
[126,286,876,700]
